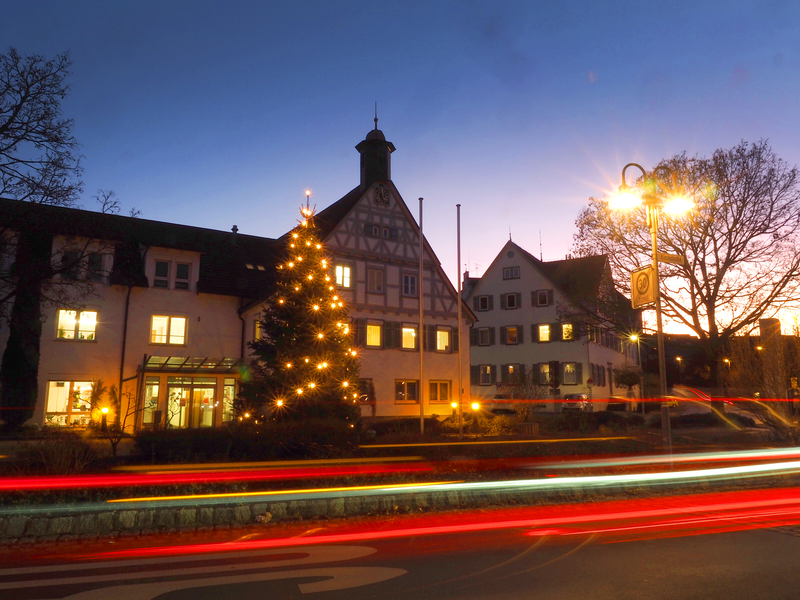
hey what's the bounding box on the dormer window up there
[175,263,190,290]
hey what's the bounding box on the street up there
[5,486,800,600]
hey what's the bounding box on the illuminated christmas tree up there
[242,200,360,421]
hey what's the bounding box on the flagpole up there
[456,204,464,438]
[419,197,425,436]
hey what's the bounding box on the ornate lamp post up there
[610,163,693,456]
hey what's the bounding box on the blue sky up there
[4,0,800,288]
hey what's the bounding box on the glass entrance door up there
[192,387,216,428]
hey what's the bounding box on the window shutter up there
[500,326,507,345]
[518,325,524,344]
[560,362,566,385]
[488,295,494,310]
[500,364,508,384]
[385,321,394,348]
[553,323,562,342]
[515,293,521,308]
[489,327,496,345]
[428,325,436,351]
[490,365,497,385]
[470,365,479,386]
[393,322,403,349]
[576,362,583,384]
[500,294,506,309]
[531,291,536,307]
[532,324,538,342]
[391,228,399,239]
[473,297,479,311]
[364,223,372,235]
[547,290,554,305]
[356,318,367,347]
[452,327,459,352]
[469,328,477,346]
[422,325,427,350]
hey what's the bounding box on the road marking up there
[58,566,408,598]
[0,545,377,589]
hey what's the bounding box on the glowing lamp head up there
[609,183,643,209]
[662,195,694,215]
[101,407,109,414]
[451,402,458,409]
[629,334,638,342]
[471,402,480,411]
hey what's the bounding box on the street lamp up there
[611,163,693,456]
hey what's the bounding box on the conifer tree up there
[242,203,360,421]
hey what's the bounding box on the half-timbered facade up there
[314,125,474,419]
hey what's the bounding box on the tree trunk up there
[0,231,51,429]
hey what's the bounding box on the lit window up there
[479,365,492,385]
[151,315,187,345]
[143,376,159,425]
[395,380,419,402]
[254,319,262,341]
[564,362,577,385]
[402,325,417,349]
[222,378,236,423]
[506,364,522,384]
[506,326,518,344]
[366,323,382,347]
[57,309,97,341]
[45,380,93,426]
[335,265,351,287]
[154,260,170,288]
[562,323,574,341]
[436,328,450,351]
[539,363,550,385]
[175,263,190,290]
[402,273,417,297]
[367,269,384,293]
[429,380,451,402]
[538,324,551,342]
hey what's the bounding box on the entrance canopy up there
[144,356,244,373]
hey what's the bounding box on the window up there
[506,326,518,345]
[436,327,450,352]
[175,263,190,290]
[87,253,104,282]
[402,273,417,297]
[57,309,97,340]
[564,362,577,385]
[503,293,519,309]
[395,379,419,402]
[479,365,492,386]
[366,323,382,347]
[503,266,520,279]
[222,378,236,422]
[61,250,80,280]
[476,295,492,311]
[562,323,574,341]
[370,224,380,236]
[382,227,390,239]
[367,268,384,293]
[45,380,93,426]
[335,265,352,287]
[151,315,187,345]
[539,363,550,385]
[402,325,417,349]
[254,319,262,341]
[504,364,522,384]
[478,327,491,346]
[166,376,216,428]
[535,289,552,306]
[143,376,160,425]
[154,260,170,288]
[429,380,451,403]
[538,324,551,342]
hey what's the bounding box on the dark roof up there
[539,255,608,300]
[310,185,365,240]
[0,197,279,299]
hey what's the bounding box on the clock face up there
[374,188,390,206]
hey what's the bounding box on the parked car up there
[562,393,592,412]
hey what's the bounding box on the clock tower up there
[356,117,396,187]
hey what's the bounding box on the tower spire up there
[374,101,378,130]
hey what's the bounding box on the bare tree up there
[573,140,800,382]
[495,366,552,422]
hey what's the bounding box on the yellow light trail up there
[112,456,425,473]
[362,436,634,448]
[107,480,461,504]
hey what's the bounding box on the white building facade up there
[465,241,640,411]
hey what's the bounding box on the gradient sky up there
[4,0,800,292]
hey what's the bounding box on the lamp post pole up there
[621,163,673,457]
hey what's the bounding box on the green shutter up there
[518,325,524,344]
[488,296,494,310]
[473,297,479,311]
[452,327,459,352]
[469,328,477,346]
[490,365,497,385]
[515,292,521,308]
[500,326,507,345]
[470,365,479,386]
[500,364,508,384]
[554,322,562,342]
[489,327,496,345]
[500,294,506,309]
[576,362,583,384]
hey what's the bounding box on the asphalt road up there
[4,511,800,600]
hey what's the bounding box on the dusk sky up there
[4,1,800,291]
